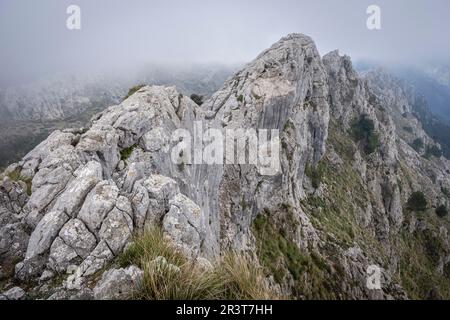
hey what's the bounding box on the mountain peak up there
[1,33,449,300]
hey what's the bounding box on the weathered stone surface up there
[72,240,115,280]
[39,270,54,283]
[58,219,97,259]
[48,237,79,272]
[51,161,103,217]
[1,287,25,300]
[25,210,70,260]
[142,175,179,225]
[76,125,120,178]
[77,180,119,233]
[99,208,133,255]
[14,255,47,281]
[163,193,204,259]
[0,220,29,260]
[93,266,143,300]
[130,180,150,229]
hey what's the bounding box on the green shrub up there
[237,95,244,103]
[252,213,305,283]
[407,191,428,212]
[425,145,443,158]
[435,205,448,218]
[351,115,374,140]
[120,144,137,161]
[411,138,424,152]
[252,210,337,299]
[366,133,380,154]
[123,84,145,101]
[403,126,414,133]
[190,94,204,106]
[350,115,379,154]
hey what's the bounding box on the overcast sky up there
[0,0,449,88]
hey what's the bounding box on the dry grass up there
[118,227,280,300]
[213,252,279,300]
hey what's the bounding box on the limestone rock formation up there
[93,266,143,300]
[0,33,449,300]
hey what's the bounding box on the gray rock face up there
[93,266,143,300]
[59,219,97,259]
[77,180,119,233]
[141,175,179,226]
[0,287,25,300]
[0,33,449,300]
[0,208,29,260]
[66,240,115,289]
[163,193,205,259]
[26,210,70,260]
[48,237,79,272]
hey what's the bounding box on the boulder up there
[0,287,25,300]
[93,266,143,300]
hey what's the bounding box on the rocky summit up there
[0,34,449,300]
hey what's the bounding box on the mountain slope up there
[0,66,235,169]
[0,34,449,300]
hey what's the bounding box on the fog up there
[1,0,449,88]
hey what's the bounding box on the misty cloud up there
[1,0,449,88]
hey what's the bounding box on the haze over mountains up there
[0,64,236,169]
[1,1,449,169]
[1,33,449,300]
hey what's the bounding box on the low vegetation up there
[397,229,449,299]
[425,144,443,158]
[305,161,327,189]
[435,205,448,218]
[252,206,339,299]
[403,126,414,133]
[190,94,204,106]
[406,191,428,212]
[120,144,137,161]
[118,227,279,300]
[4,168,32,196]
[411,138,424,152]
[350,115,379,154]
[123,84,146,101]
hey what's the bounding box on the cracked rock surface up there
[0,33,449,300]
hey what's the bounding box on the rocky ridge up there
[0,34,449,300]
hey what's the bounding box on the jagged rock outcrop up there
[0,33,449,300]
[93,266,143,300]
[0,65,235,170]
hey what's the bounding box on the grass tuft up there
[5,168,32,196]
[118,227,280,300]
[123,84,146,101]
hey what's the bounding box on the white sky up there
[1,0,449,87]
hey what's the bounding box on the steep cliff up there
[0,34,449,300]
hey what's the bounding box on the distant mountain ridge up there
[355,63,450,160]
[0,65,236,169]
